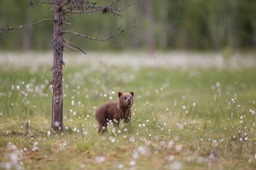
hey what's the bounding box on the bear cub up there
[95,91,134,133]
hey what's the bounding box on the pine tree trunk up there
[51,0,64,132]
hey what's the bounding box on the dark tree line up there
[134,0,256,50]
[1,0,256,51]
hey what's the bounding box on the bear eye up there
[124,97,127,100]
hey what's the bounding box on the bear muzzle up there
[127,98,133,106]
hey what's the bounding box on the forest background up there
[0,0,255,52]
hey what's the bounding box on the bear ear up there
[118,92,123,97]
[130,91,134,97]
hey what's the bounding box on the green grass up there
[0,58,256,170]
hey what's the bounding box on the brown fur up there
[95,91,134,133]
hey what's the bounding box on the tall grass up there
[0,55,256,169]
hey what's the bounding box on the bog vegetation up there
[0,52,256,169]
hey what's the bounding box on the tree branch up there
[66,0,123,16]
[29,0,54,6]
[64,39,87,55]
[68,7,122,16]
[41,0,54,5]
[63,29,125,42]
[0,18,54,34]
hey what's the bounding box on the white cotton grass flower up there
[167,140,174,148]
[129,136,135,143]
[118,163,124,169]
[133,151,139,159]
[109,136,116,143]
[32,141,39,152]
[176,145,182,152]
[170,161,183,170]
[166,155,175,161]
[82,129,88,137]
[129,160,136,166]
[95,156,106,163]
[137,146,149,155]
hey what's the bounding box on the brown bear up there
[95,91,134,133]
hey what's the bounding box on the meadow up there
[0,52,256,170]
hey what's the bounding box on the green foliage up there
[0,0,256,50]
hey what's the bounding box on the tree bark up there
[51,0,64,132]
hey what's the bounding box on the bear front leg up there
[124,112,131,123]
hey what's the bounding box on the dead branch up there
[41,0,54,4]
[69,8,122,16]
[63,29,125,42]
[64,39,87,54]
[66,0,86,11]
[0,18,54,34]
[30,0,54,6]
[66,0,123,16]
[102,0,123,15]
